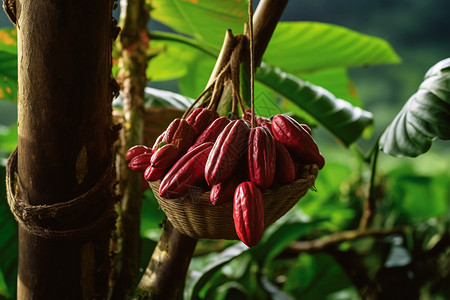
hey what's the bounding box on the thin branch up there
[359,143,380,230]
[284,227,407,254]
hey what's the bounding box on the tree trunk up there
[15,0,115,298]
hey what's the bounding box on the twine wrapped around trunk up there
[149,164,318,240]
[6,148,116,240]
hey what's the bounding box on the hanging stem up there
[248,0,256,128]
[359,141,380,230]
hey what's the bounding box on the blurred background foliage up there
[1,0,450,299]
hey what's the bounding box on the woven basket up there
[149,164,319,240]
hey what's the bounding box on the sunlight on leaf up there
[264,22,400,73]
[150,0,248,48]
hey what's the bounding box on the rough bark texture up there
[111,0,149,298]
[16,0,115,298]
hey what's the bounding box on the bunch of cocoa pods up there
[127,108,324,247]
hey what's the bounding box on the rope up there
[6,148,116,240]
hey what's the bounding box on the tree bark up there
[16,0,115,298]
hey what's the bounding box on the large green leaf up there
[256,63,373,145]
[299,67,361,107]
[185,242,249,300]
[150,0,248,48]
[379,58,450,157]
[0,28,17,102]
[264,22,400,73]
[147,34,216,83]
[113,87,194,110]
[0,51,17,102]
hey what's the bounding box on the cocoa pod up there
[274,140,296,184]
[210,172,243,205]
[128,152,153,172]
[163,118,195,153]
[159,142,214,199]
[152,131,166,151]
[126,145,152,162]
[301,124,312,135]
[144,165,166,182]
[247,127,276,189]
[256,117,273,134]
[272,114,324,169]
[189,116,230,151]
[150,143,180,169]
[186,108,219,137]
[205,119,250,186]
[233,181,264,247]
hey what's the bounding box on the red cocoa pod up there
[163,119,195,153]
[128,152,153,172]
[247,127,276,189]
[186,108,219,137]
[150,143,180,169]
[233,181,264,247]
[317,152,325,169]
[274,140,296,184]
[210,172,244,205]
[144,165,167,181]
[152,131,166,151]
[126,145,152,162]
[205,119,250,186]
[189,116,230,151]
[256,117,273,134]
[272,114,323,168]
[159,142,214,199]
[301,124,312,135]
[141,178,150,191]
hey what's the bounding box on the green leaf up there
[186,242,249,300]
[264,22,401,73]
[0,51,17,102]
[256,63,373,145]
[0,28,17,55]
[298,68,361,107]
[147,36,216,82]
[140,190,165,241]
[250,210,324,267]
[379,58,450,157]
[284,253,353,299]
[144,87,194,109]
[150,0,248,48]
[0,125,18,155]
[113,87,194,110]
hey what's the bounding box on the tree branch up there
[359,145,380,230]
[281,227,407,255]
[111,0,150,298]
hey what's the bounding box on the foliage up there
[380,58,450,157]
[0,0,449,299]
